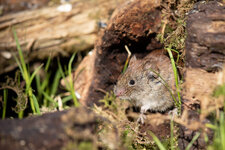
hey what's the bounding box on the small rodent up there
[114,50,175,123]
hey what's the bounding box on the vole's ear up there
[143,61,159,80]
[143,60,159,71]
[129,55,137,65]
[143,61,152,71]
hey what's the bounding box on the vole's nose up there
[114,87,125,97]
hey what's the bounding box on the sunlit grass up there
[13,28,42,116]
[207,83,225,150]
[58,53,79,107]
[166,46,182,115]
[0,28,80,119]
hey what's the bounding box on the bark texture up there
[0,0,124,74]
[0,107,103,150]
[185,1,225,72]
[181,1,225,149]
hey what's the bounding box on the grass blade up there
[12,27,29,81]
[45,57,51,72]
[32,94,40,115]
[62,95,73,103]
[150,69,177,106]
[29,64,43,88]
[41,74,50,91]
[68,52,76,82]
[35,74,42,100]
[58,55,79,107]
[42,91,58,107]
[50,69,61,96]
[185,132,200,150]
[68,52,79,107]
[2,89,8,119]
[166,46,181,114]
[170,118,174,150]
[219,113,225,150]
[13,54,25,80]
[149,131,166,150]
[58,58,69,89]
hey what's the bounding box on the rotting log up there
[0,0,50,15]
[182,1,225,149]
[69,0,163,106]
[0,107,104,150]
[0,0,125,75]
[185,1,225,72]
[184,1,225,109]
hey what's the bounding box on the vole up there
[114,50,175,123]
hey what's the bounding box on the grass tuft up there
[13,27,42,116]
[58,52,79,107]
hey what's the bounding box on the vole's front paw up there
[137,105,149,124]
[137,113,146,124]
[168,108,178,119]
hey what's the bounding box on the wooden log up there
[0,107,103,150]
[184,1,225,109]
[182,2,225,148]
[70,0,163,106]
[185,1,225,72]
[0,0,124,74]
[0,0,50,15]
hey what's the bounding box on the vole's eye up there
[129,79,135,86]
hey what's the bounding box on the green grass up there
[149,131,167,150]
[166,46,182,114]
[170,117,175,150]
[99,91,117,111]
[35,57,62,110]
[3,28,80,118]
[207,112,225,150]
[1,89,8,119]
[149,126,200,150]
[207,83,225,150]
[185,132,200,150]
[13,28,42,116]
[58,53,79,107]
[35,57,52,107]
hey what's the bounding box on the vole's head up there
[114,55,162,101]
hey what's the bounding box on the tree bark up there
[0,0,124,74]
[0,107,103,150]
[185,1,225,72]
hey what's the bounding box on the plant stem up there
[166,46,181,114]
[18,111,24,119]
[27,88,36,113]
[2,89,8,119]
[170,117,174,150]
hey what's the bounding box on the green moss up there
[99,91,117,113]
[63,141,96,150]
[78,141,95,150]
